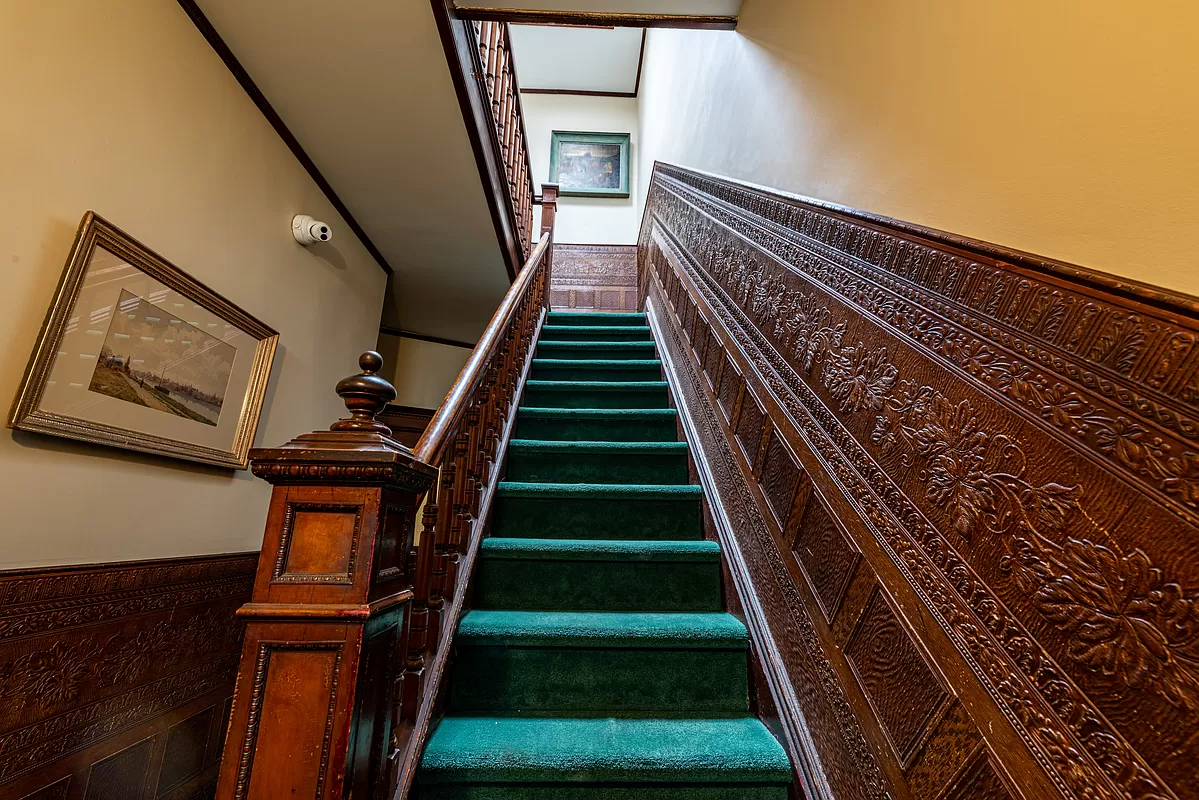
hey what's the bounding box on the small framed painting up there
[548,131,631,198]
[9,212,279,469]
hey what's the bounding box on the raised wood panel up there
[791,498,860,622]
[844,589,949,763]
[759,428,802,527]
[549,244,638,311]
[640,162,1199,800]
[0,553,255,799]
[242,644,341,799]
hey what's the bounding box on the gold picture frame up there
[9,212,279,469]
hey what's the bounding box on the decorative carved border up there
[640,163,1199,800]
[233,642,342,800]
[652,166,1199,523]
[648,290,889,799]
[550,243,639,312]
[273,502,363,585]
[0,553,255,792]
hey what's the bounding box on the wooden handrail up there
[415,231,550,465]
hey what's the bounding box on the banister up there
[414,230,551,465]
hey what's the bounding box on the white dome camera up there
[292,214,333,246]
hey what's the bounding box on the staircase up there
[413,311,792,798]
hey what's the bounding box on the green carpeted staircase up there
[414,311,792,799]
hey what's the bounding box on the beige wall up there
[638,0,1199,296]
[0,0,387,569]
[523,93,641,244]
[377,334,472,411]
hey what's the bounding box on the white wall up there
[0,0,387,569]
[377,334,472,410]
[638,0,1199,297]
[523,93,641,244]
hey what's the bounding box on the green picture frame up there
[548,131,631,198]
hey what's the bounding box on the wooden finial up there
[331,351,396,434]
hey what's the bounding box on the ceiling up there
[510,26,644,94]
[192,0,512,343]
[455,0,742,15]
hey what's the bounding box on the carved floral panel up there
[640,163,1199,800]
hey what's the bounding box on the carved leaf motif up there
[821,344,899,414]
[1034,540,1199,709]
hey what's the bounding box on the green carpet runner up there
[414,311,791,799]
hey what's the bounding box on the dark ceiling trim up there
[453,7,738,30]
[522,88,636,98]
[379,325,477,350]
[634,29,648,95]
[429,0,524,283]
[176,0,394,276]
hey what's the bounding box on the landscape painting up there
[549,131,631,197]
[9,212,279,468]
[90,290,234,426]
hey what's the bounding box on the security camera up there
[292,215,333,246]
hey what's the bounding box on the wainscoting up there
[550,243,638,312]
[640,163,1199,800]
[0,553,257,799]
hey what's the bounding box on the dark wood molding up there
[522,88,636,98]
[661,162,1199,318]
[175,0,393,277]
[379,325,477,350]
[453,7,738,30]
[429,0,525,282]
[638,162,1199,800]
[0,552,257,798]
[634,29,647,96]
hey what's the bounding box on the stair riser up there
[522,387,670,410]
[546,313,647,327]
[414,786,789,799]
[531,363,663,382]
[540,327,652,342]
[475,558,722,612]
[514,415,678,442]
[536,344,658,361]
[506,451,689,485]
[450,646,749,716]
[492,496,703,540]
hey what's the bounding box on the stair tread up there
[518,407,677,419]
[541,325,652,333]
[508,440,688,454]
[538,341,657,348]
[524,380,669,390]
[458,611,747,648]
[418,717,791,784]
[480,537,720,562]
[533,358,663,367]
[497,482,703,498]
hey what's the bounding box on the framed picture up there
[548,131,631,198]
[9,212,279,469]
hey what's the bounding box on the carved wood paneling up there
[640,162,1199,800]
[550,244,638,311]
[0,553,256,799]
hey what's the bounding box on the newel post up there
[539,182,559,281]
[539,182,559,239]
[216,353,437,800]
